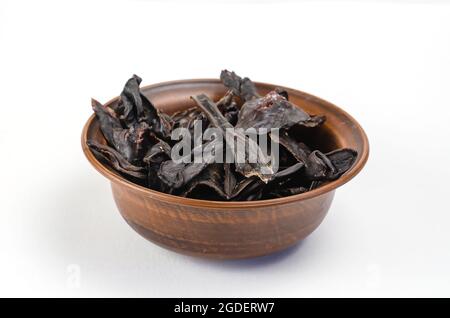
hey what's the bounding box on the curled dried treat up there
[325,148,357,180]
[181,164,227,199]
[116,75,172,139]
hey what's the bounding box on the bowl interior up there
[83,79,369,204]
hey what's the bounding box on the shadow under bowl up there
[81,79,369,259]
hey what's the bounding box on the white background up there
[0,0,449,297]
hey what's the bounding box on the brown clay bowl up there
[81,79,369,259]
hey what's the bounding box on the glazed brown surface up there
[82,79,369,259]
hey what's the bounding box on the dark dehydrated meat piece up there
[192,94,274,182]
[272,162,304,179]
[91,98,122,146]
[309,181,322,191]
[325,148,357,180]
[271,130,310,161]
[171,107,207,132]
[231,177,263,201]
[305,150,335,180]
[157,161,208,189]
[230,162,304,200]
[192,94,234,130]
[143,139,171,165]
[181,164,227,199]
[92,98,151,165]
[273,130,356,182]
[216,90,235,109]
[223,163,237,198]
[113,75,142,126]
[144,139,172,191]
[272,130,331,180]
[87,140,147,180]
[272,131,317,178]
[222,71,324,131]
[220,70,258,101]
[302,115,326,127]
[115,75,172,139]
[156,129,226,190]
[171,107,209,150]
[305,149,356,181]
[223,105,239,126]
[217,93,240,126]
[111,121,151,166]
[156,126,227,190]
[236,91,318,131]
